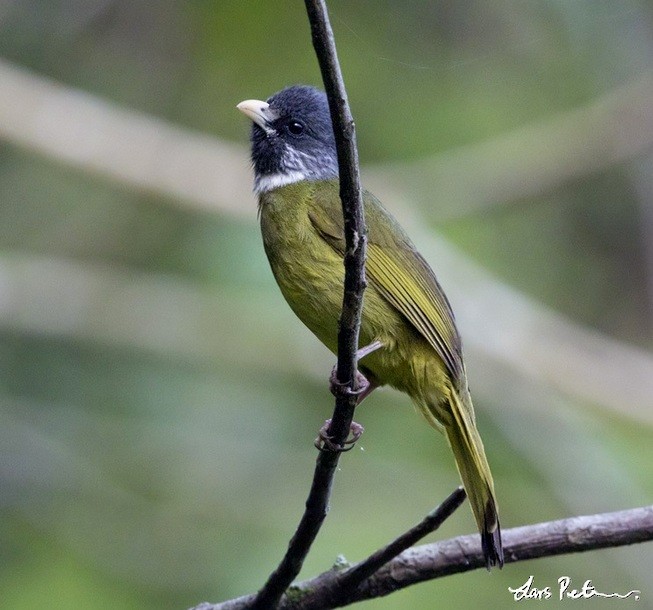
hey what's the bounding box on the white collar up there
[254,170,308,194]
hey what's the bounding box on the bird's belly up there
[265,231,347,354]
[267,239,442,395]
[259,199,448,403]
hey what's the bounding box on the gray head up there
[237,85,338,193]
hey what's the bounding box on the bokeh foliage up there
[1,1,652,609]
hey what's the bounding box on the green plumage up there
[259,179,502,567]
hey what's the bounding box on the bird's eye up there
[287,121,305,136]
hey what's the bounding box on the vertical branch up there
[304,0,367,437]
[248,1,366,608]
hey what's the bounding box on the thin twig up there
[310,487,466,608]
[247,1,367,608]
[189,505,653,610]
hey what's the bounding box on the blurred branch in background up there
[629,153,653,324]
[4,58,653,223]
[367,75,653,222]
[1,58,652,426]
[0,58,251,216]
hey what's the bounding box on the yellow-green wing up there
[308,181,463,380]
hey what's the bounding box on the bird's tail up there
[426,384,503,569]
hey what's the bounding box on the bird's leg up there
[355,340,384,360]
[316,341,383,452]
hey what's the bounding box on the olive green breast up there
[257,180,444,396]
[259,181,345,354]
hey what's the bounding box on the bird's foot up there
[329,367,371,399]
[329,340,383,403]
[314,419,365,452]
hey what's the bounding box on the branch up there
[313,487,466,607]
[304,1,367,438]
[190,505,653,610]
[248,2,367,608]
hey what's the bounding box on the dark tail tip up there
[482,499,504,569]
[482,523,504,569]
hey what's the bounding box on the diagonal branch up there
[247,1,367,608]
[295,504,653,608]
[189,505,653,610]
[305,487,466,608]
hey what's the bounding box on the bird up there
[237,84,503,568]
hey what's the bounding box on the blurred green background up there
[1,1,652,609]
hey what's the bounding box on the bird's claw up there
[314,419,365,452]
[329,368,370,398]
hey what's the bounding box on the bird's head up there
[237,85,338,194]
